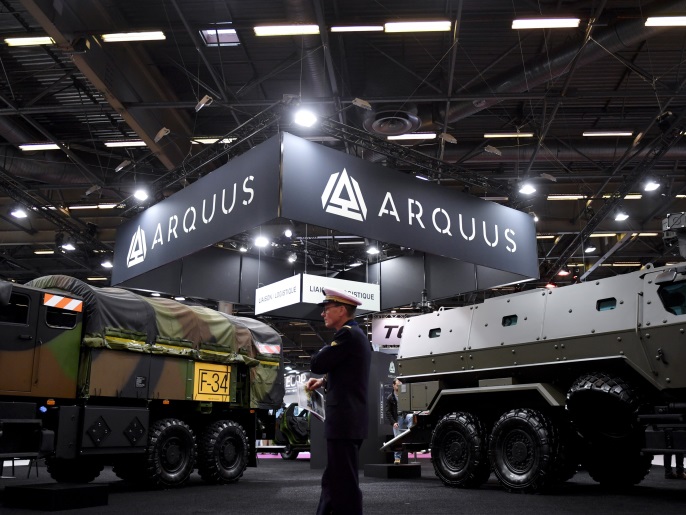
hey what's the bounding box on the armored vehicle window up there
[429,328,441,338]
[0,292,29,324]
[502,315,518,326]
[45,306,78,329]
[658,283,686,315]
[596,298,617,311]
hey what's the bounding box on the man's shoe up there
[665,470,677,479]
[394,458,401,465]
[677,471,686,479]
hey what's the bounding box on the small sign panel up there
[193,362,230,402]
[254,274,301,315]
[302,274,380,311]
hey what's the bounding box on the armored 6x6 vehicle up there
[0,275,284,487]
[396,261,686,493]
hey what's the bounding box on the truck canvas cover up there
[26,275,283,408]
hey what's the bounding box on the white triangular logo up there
[321,168,367,221]
[127,226,147,268]
[389,362,396,374]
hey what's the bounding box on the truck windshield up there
[658,282,686,315]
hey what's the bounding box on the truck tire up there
[566,373,650,487]
[46,457,104,483]
[489,408,558,493]
[431,412,490,488]
[112,455,147,482]
[145,418,196,487]
[197,420,249,484]
[280,444,300,460]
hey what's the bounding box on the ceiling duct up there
[285,0,331,100]
[440,1,686,125]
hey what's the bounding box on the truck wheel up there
[431,412,490,488]
[46,457,104,483]
[145,418,196,487]
[489,408,558,493]
[566,373,650,487]
[112,455,147,482]
[197,420,249,484]
[280,444,300,460]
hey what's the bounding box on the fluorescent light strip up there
[192,137,237,144]
[590,233,617,238]
[384,21,451,33]
[69,205,99,210]
[98,203,118,209]
[547,194,586,200]
[645,17,686,27]
[484,132,534,138]
[481,196,509,201]
[602,193,642,200]
[536,235,556,239]
[254,25,319,36]
[331,26,384,32]
[637,232,659,237]
[104,140,146,147]
[101,31,166,42]
[19,143,60,151]
[5,36,55,46]
[87,277,108,281]
[33,249,54,255]
[512,18,580,29]
[387,132,437,141]
[583,131,633,137]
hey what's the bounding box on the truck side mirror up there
[0,281,12,306]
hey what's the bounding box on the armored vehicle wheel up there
[567,373,649,487]
[489,408,558,493]
[46,457,104,483]
[431,412,490,488]
[145,418,196,488]
[280,444,300,460]
[198,420,249,484]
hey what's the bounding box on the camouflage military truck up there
[395,261,686,493]
[0,275,284,487]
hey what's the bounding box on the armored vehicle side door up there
[0,286,40,393]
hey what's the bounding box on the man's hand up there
[306,377,324,391]
[393,422,399,429]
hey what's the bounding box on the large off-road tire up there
[46,457,104,483]
[566,373,650,488]
[197,420,248,484]
[145,418,196,488]
[489,408,559,493]
[431,412,490,488]
[280,443,300,460]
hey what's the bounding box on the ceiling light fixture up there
[547,194,586,200]
[384,21,451,33]
[253,25,319,36]
[645,17,686,27]
[512,18,580,29]
[5,36,55,46]
[484,144,502,155]
[387,132,437,140]
[151,292,161,297]
[352,97,372,110]
[104,140,146,147]
[439,133,457,144]
[239,245,248,253]
[583,131,633,137]
[200,27,240,47]
[87,277,108,281]
[254,235,269,248]
[10,207,28,219]
[134,188,149,201]
[19,143,60,151]
[191,137,236,144]
[294,108,317,127]
[34,249,54,255]
[644,178,660,191]
[518,182,536,195]
[529,212,539,222]
[101,31,166,42]
[288,253,297,263]
[484,132,534,138]
[115,159,132,173]
[284,229,293,238]
[174,296,186,301]
[154,127,170,143]
[614,211,629,221]
[331,26,384,33]
[195,94,214,112]
[585,245,597,253]
[101,260,113,268]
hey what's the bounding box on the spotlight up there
[284,229,293,238]
[644,178,660,192]
[101,260,113,268]
[288,253,297,263]
[519,182,536,195]
[195,94,214,112]
[254,236,269,248]
[529,211,539,222]
[10,206,28,219]
[154,127,170,143]
[585,245,597,253]
[294,109,317,127]
[614,211,629,221]
[134,188,149,201]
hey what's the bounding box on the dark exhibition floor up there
[1,455,685,514]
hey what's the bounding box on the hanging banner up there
[254,275,301,315]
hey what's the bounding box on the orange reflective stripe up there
[43,293,83,312]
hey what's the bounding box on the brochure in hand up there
[298,384,326,421]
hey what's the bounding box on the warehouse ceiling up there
[2,0,686,365]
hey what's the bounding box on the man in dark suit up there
[306,288,372,515]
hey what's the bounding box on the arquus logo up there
[127,226,147,267]
[321,168,367,221]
